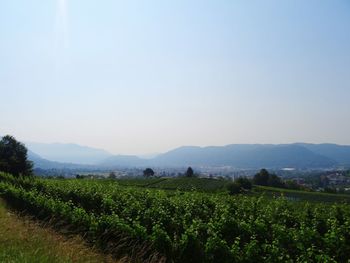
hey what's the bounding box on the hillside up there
[26,142,112,165]
[298,143,350,166]
[27,150,92,170]
[27,142,350,170]
[150,144,337,168]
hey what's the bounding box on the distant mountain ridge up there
[149,144,337,169]
[27,150,92,170]
[25,142,350,170]
[26,142,112,165]
[296,143,350,166]
[99,155,146,167]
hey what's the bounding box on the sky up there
[0,0,350,155]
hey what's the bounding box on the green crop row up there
[1,172,350,262]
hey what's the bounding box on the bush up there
[235,177,252,190]
[227,178,253,195]
[227,182,242,195]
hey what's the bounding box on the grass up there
[0,199,116,263]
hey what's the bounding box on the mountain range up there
[26,142,112,165]
[25,142,350,170]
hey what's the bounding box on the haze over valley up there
[26,141,350,170]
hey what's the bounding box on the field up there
[1,172,350,262]
[254,185,350,203]
[116,176,350,203]
[116,177,229,192]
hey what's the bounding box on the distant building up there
[326,173,350,185]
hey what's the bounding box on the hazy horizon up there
[1,0,350,155]
[22,140,350,157]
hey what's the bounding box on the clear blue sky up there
[1,0,349,154]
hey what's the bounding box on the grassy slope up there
[116,177,350,202]
[0,199,115,263]
[254,185,350,203]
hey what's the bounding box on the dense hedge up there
[1,173,350,262]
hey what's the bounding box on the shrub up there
[227,182,242,195]
[235,177,252,190]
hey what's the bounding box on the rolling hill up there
[149,144,337,168]
[26,142,350,170]
[297,143,350,166]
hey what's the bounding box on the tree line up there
[228,168,305,195]
[143,167,195,178]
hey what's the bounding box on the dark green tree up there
[0,135,33,177]
[185,167,194,177]
[108,171,117,179]
[143,168,155,177]
[227,182,242,195]
[253,169,270,186]
[253,169,286,188]
[267,174,284,188]
[235,177,252,190]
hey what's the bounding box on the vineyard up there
[117,177,229,192]
[1,172,350,262]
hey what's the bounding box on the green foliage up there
[253,169,270,186]
[143,168,155,177]
[227,178,252,195]
[116,177,166,187]
[253,169,284,188]
[254,185,350,203]
[0,135,33,177]
[235,177,252,190]
[267,174,285,188]
[226,182,242,195]
[147,177,228,192]
[108,172,116,179]
[1,172,350,262]
[324,187,337,194]
[115,177,229,192]
[185,167,194,177]
[285,180,304,190]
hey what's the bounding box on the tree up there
[253,169,286,188]
[235,177,252,190]
[143,168,155,177]
[227,182,242,195]
[108,171,117,179]
[267,174,284,188]
[324,187,337,194]
[185,167,194,177]
[0,135,33,177]
[253,169,270,186]
[227,177,252,195]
